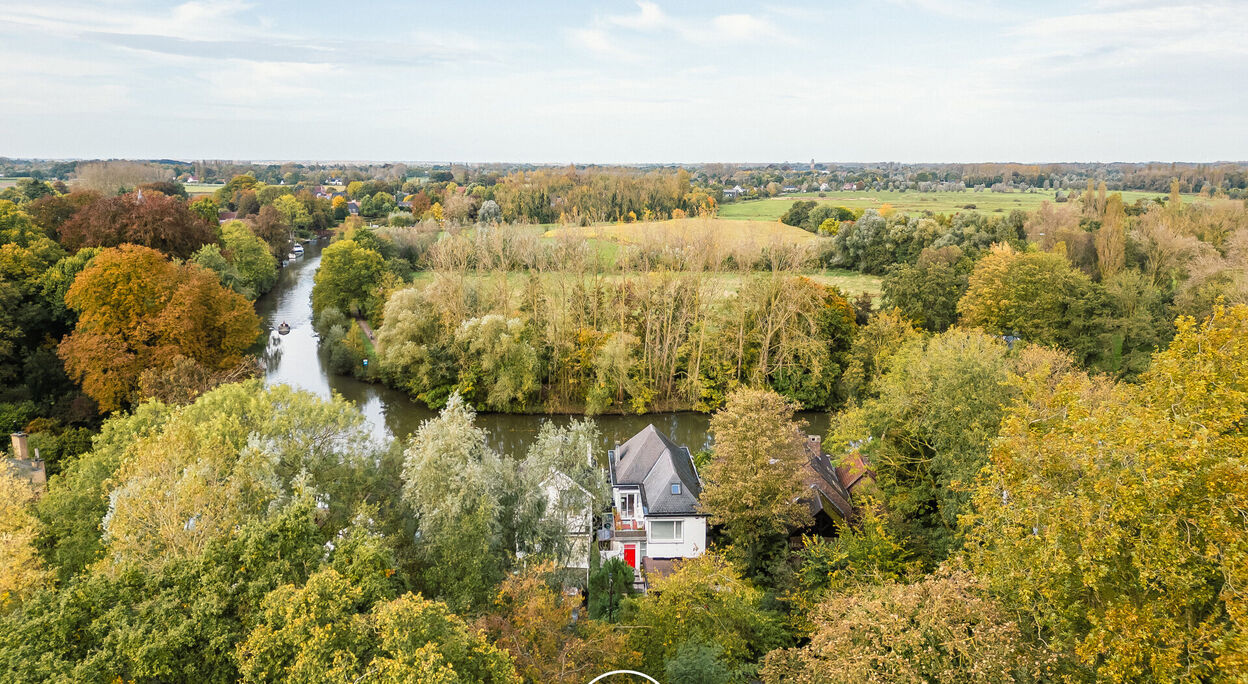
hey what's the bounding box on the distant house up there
[6,432,47,495]
[217,210,238,223]
[601,425,707,590]
[819,182,831,192]
[723,185,745,198]
[347,200,360,215]
[783,186,799,193]
[842,182,857,191]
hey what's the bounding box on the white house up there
[601,425,707,588]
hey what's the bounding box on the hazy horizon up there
[4,0,1246,162]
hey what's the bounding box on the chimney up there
[10,432,29,460]
[808,434,822,452]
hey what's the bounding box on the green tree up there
[312,239,385,320]
[957,243,1094,357]
[626,552,789,677]
[101,381,375,570]
[831,329,1021,565]
[701,388,811,578]
[588,557,635,622]
[882,246,970,332]
[400,394,507,611]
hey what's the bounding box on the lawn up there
[719,189,1184,221]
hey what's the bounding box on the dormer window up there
[671,483,681,495]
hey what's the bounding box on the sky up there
[1,0,1245,163]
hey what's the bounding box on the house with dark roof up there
[800,434,876,536]
[602,425,707,583]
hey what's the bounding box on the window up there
[620,492,637,518]
[650,520,683,542]
[671,483,682,495]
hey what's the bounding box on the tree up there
[588,557,635,622]
[247,204,291,257]
[478,562,637,683]
[221,220,278,298]
[271,194,310,229]
[957,243,1094,356]
[33,400,172,581]
[701,388,811,577]
[101,381,376,570]
[965,305,1248,681]
[626,552,789,677]
[478,198,502,225]
[188,196,219,223]
[58,191,217,259]
[831,329,1022,565]
[312,239,385,320]
[761,571,1050,684]
[1095,192,1126,279]
[665,642,740,684]
[454,314,539,411]
[0,469,51,611]
[400,394,508,611]
[58,245,260,411]
[882,245,970,332]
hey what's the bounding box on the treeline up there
[0,178,279,478]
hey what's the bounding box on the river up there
[254,241,830,454]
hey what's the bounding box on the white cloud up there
[607,1,670,31]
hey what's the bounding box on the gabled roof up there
[610,425,702,516]
[802,437,875,522]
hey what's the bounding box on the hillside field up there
[719,189,1182,220]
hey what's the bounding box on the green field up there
[719,189,1183,221]
[184,182,225,195]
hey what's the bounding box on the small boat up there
[277,322,291,335]
[287,251,297,261]
[292,243,304,255]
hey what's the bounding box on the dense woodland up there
[2,161,1248,682]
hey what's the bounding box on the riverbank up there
[254,240,831,453]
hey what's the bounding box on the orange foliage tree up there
[58,244,260,411]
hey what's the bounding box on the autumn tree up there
[965,304,1248,681]
[0,468,51,611]
[58,245,259,411]
[761,571,1050,683]
[1095,192,1126,279]
[478,562,637,683]
[701,388,811,577]
[58,191,216,259]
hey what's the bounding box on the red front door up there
[624,544,637,570]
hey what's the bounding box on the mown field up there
[719,189,1180,221]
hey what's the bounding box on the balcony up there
[611,510,646,540]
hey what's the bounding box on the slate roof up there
[609,425,703,516]
[801,436,876,522]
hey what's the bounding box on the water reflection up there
[254,241,830,454]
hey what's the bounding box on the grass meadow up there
[719,189,1181,221]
